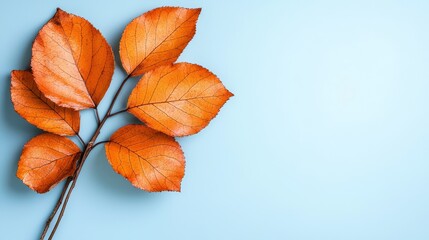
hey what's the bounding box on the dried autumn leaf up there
[17,133,81,193]
[10,70,80,136]
[119,7,201,76]
[105,124,185,192]
[31,8,114,110]
[127,63,233,137]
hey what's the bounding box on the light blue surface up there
[1,0,429,239]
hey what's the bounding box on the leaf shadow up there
[1,35,32,128]
[85,146,163,202]
[109,17,127,72]
[5,144,33,195]
[1,30,42,195]
[0,73,41,196]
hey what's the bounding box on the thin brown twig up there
[39,177,72,240]
[47,145,91,240]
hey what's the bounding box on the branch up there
[39,177,72,240]
[48,145,91,240]
[40,74,132,240]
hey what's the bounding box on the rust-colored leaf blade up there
[119,7,201,76]
[31,8,114,110]
[127,63,233,136]
[17,133,81,193]
[105,125,185,192]
[10,70,80,136]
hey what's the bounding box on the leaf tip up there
[227,89,234,98]
[10,69,24,79]
[56,7,65,14]
[11,69,30,78]
[193,7,202,14]
[189,7,202,20]
[10,71,18,82]
[16,165,46,194]
[54,8,69,22]
[15,168,23,181]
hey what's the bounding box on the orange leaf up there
[17,133,81,193]
[105,125,185,192]
[11,70,80,136]
[127,63,233,136]
[119,7,201,76]
[31,8,114,110]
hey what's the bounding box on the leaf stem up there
[91,141,109,150]
[105,75,131,118]
[40,74,132,240]
[76,134,85,147]
[94,108,101,124]
[108,109,128,118]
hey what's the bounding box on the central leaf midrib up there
[128,94,228,110]
[20,78,75,133]
[56,19,94,106]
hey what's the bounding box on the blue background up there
[1,0,429,239]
